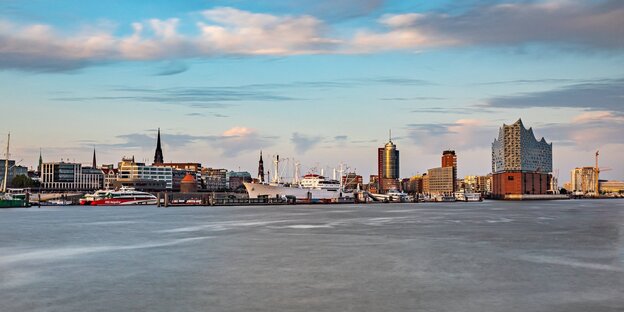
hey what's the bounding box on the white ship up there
[244,154,353,201]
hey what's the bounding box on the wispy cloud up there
[486,78,624,113]
[291,132,323,153]
[406,119,496,151]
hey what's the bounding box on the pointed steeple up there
[38,148,43,173]
[258,150,265,183]
[92,148,97,169]
[154,128,164,164]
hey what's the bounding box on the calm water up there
[1,200,623,312]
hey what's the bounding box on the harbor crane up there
[594,150,612,198]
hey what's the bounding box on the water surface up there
[1,200,623,311]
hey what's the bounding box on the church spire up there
[258,150,265,183]
[38,148,43,173]
[154,128,164,164]
[92,147,97,168]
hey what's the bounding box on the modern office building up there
[116,157,174,191]
[0,160,28,188]
[40,162,103,191]
[377,133,400,193]
[491,119,553,198]
[426,167,455,195]
[570,167,598,194]
[464,175,489,193]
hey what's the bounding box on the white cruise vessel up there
[244,154,352,201]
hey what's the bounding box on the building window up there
[508,176,514,181]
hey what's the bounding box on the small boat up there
[41,199,73,206]
[89,187,158,206]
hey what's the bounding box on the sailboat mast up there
[2,133,10,193]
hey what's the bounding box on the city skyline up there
[1,0,623,180]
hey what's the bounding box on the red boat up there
[83,187,158,206]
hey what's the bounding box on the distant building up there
[202,168,228,191]
[426,167,455,195]
[377,132,400,193]
[441,150,457,192]
[464,175,489,194]
[599,180,624,194]
[342,173,363,190]
[0,160,28,187]
[40,162,103,191]
[570,167,598,194]
[228,171,252,191]
[153,162,202,189]
[402,175,423,194]
[101,167,119,189]
[180,174,197,193]
[116,157,173,191]
[491,119,553,198]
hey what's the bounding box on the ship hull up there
[244,182,346,200]
[0,199,30,208]
[90,198,157,206]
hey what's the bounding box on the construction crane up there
[594,150,613,197]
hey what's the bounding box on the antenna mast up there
[2,133,10,193]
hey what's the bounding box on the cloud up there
[2,1,622,72]
[349,0,624,52]
[291,132,323,153]
[154,61,188,76]
[539,111,624,148]
[486,78,624,113]
[406,119,495,151]
[218,127,274,157]
[53,85,298,106]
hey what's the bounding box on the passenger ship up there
[81,187,157,206]
[244,155,353,201]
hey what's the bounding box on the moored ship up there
[244,154,353,202]
[86,187,157,206]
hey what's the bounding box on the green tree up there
[10,174,37,188]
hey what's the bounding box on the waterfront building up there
[598,180,624,194]
[491,119,553,198]
[342,173,363,190]
[426,167,455,195]
[464,175,490,194]
[153,162,202,189]
[154,128,164,164]
[570,167,598,194]
[180,174,197,193]
[402,175,423,194]
[422,173,430,194]
[202,168,228,191]
[442,150,458,192]
[368,175,379,193]
[40,162,103,191]
[0,160,28,188]
[377,132,400,193]
[101,167,119,189]
[228,171,252,191]
[116,157,173,191]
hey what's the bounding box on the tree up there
[10,174,38,188]
[559,188,568,194]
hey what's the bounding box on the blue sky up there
[1,0,623,182]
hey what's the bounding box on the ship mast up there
[2,133,10,193]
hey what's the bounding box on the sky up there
[1,0,623,183]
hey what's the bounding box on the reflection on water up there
[1,200,623,312]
